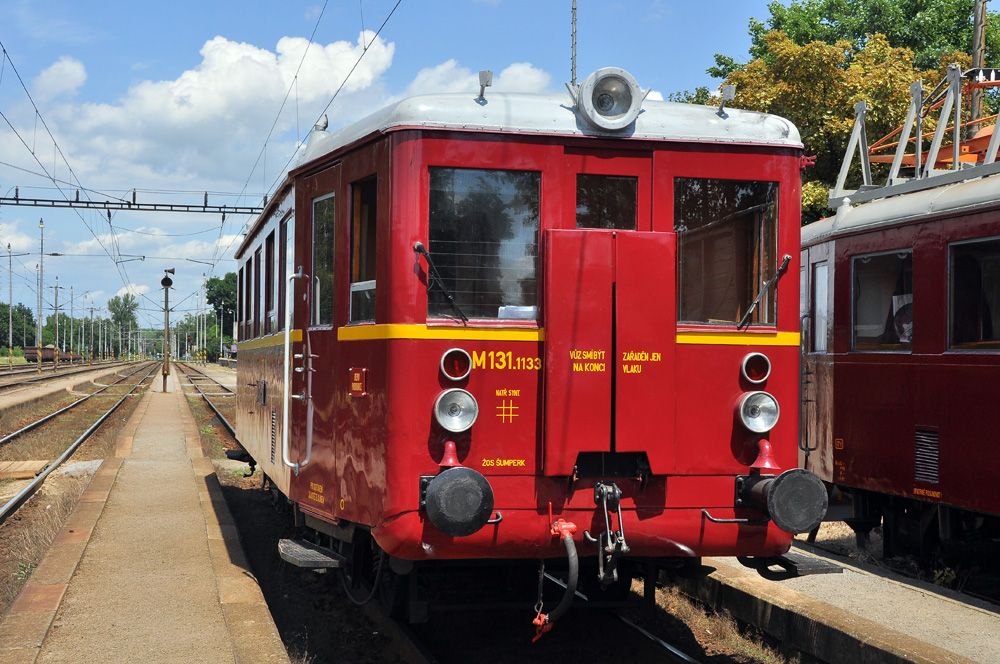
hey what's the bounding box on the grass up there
[623,581,796,664]
[0,473,89,615]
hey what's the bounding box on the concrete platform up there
[0,369,288,663]
[678,549,1000,664]
[0,364,129,413]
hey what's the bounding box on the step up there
[278,538,346,569]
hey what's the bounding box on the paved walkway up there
[0,371,288,663]
[682,551,1000,664]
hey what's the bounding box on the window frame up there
[349,177,378,323]
[673,176,780,327]
[426,166,542,322]
[948,234,1000,351]
[850,248,914,352]
[310,192,336,328]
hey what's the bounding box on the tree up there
[665,87,714,105]
[723,31,966,221]
[107,293,139,356]
[713,0,999,77]
[0,303,35,351]
[206,273,237,328]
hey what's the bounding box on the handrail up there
[282,267,312,474]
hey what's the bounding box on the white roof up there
[294,90,802,169]
[802,171,1000,247]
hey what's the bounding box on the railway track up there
[0,362,157,525]
[173,362,235,437]
[174,363,714,662]
[0,361,129,393]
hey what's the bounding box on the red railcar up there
[801,65,1000,558]
[235,67,825,624]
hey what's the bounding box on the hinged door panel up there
[614,231,676,473]
[543,230,614,475]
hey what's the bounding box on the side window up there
[244,256,254,339]
[278,215,293,331]
[812,262,829,352]
[254,247,263,338]
[350,178,378,322]
[312,194,335,326]
[675,178,778,325]
[237,267,244,340]
[265,231,275,334]
[576,174,637,230]
[950,237,1000,349]
[428,167,540,320]
[852,251,912,350]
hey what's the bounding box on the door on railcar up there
[543,150,677,476]
[286,163,341,512]
[801,244,835,483]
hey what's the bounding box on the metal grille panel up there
[914,429,939,484]
[270,409,277,464]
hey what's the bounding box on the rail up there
[0,361,128,392]
[0,363,148,445]
[0,362,157,525]
[174,362,235,438]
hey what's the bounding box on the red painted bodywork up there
[237,126,804,562]
[803,211,1000,515]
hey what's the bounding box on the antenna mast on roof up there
[571,1,577,86]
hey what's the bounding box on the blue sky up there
[0,0,774,332]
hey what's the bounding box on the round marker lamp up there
[741,352,771,384]
[738,391,780,433]
[434,389,479,433]
[440,348,472,381]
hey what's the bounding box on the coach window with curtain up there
[852,251,913,350]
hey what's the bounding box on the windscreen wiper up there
[413,242,469,324]
[737,254,791,331]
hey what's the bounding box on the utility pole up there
[54,276,59,368]
[37,219,43,346]
[7,243,28,370]
[971,0,987,135]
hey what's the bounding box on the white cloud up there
[116,283,150,298]
[0,220,35,254]
[405,60,551,96]
[33,56,87,103]
[33,32,394,193]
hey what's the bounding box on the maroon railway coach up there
[234,67,826,625]
[801,65,1000,559]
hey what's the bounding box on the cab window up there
[428,167,540,320]
[350,178,377,322]
[675,178,778,325]
[576,174,637,230]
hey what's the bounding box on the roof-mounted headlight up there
[568,67,649,132]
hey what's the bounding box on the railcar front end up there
[235,68,827,624]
